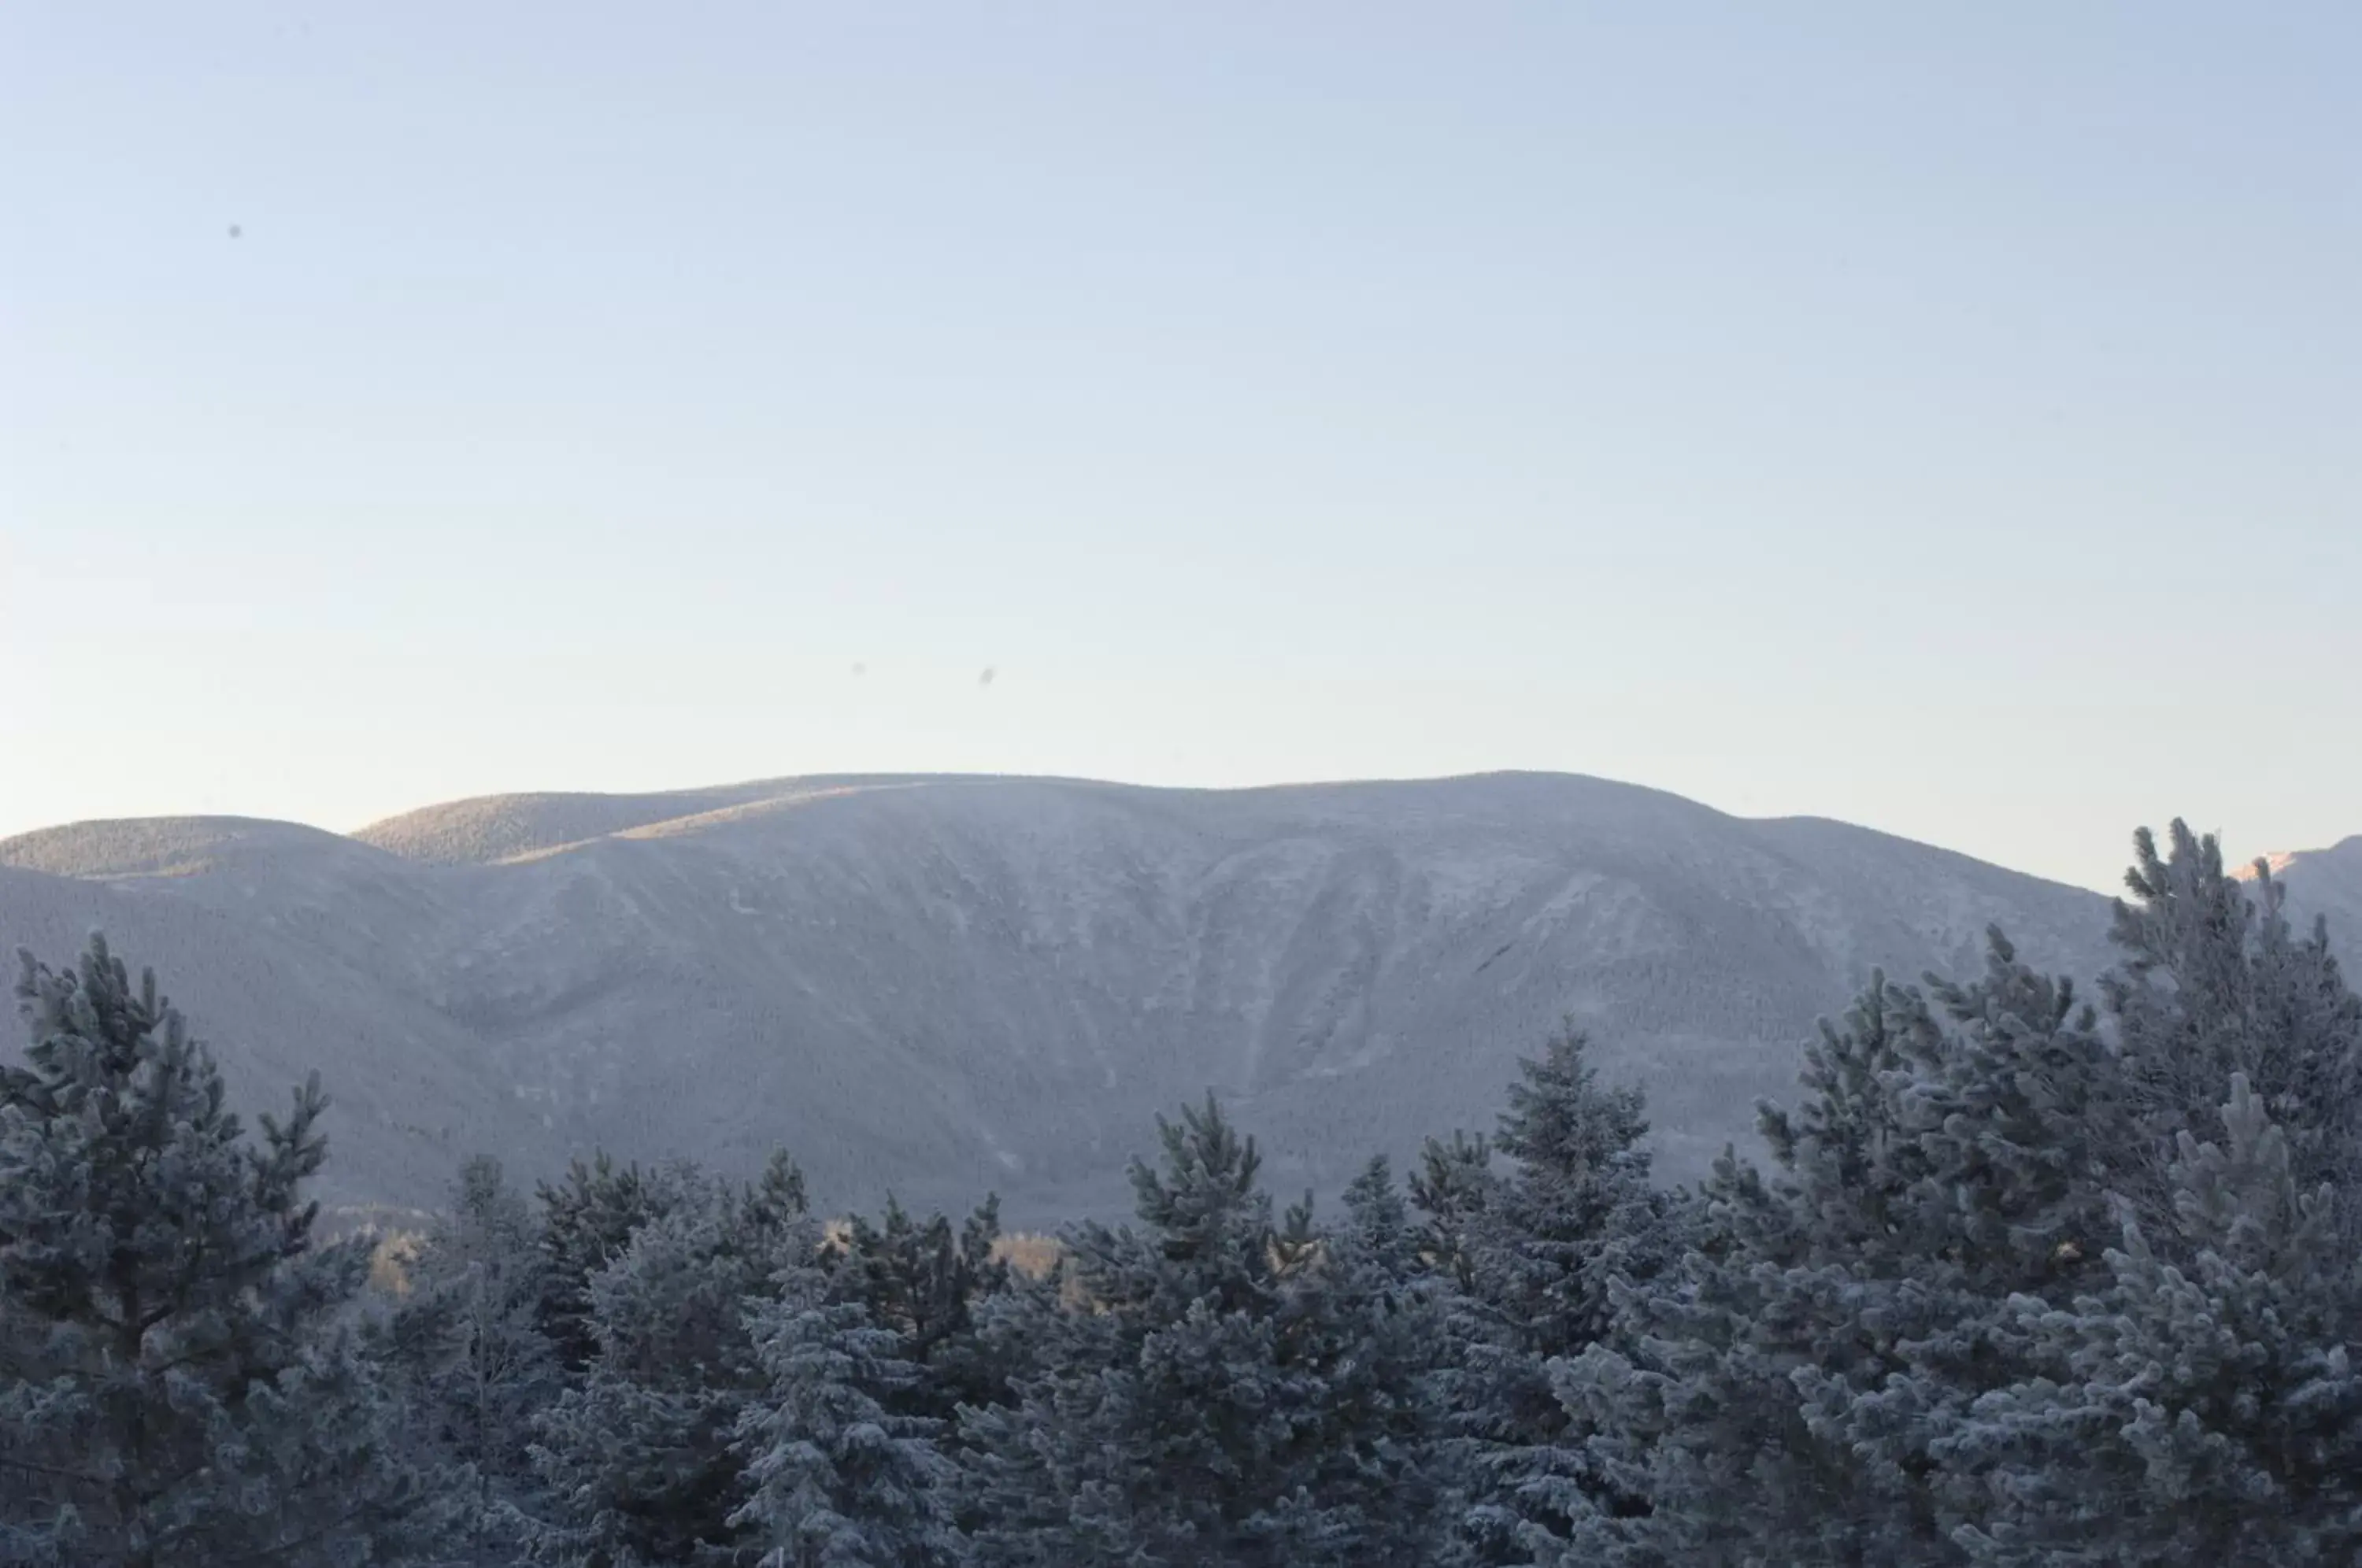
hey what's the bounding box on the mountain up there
[2249,835,2362,956]
[0,773,2120,1224]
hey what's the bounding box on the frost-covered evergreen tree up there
[960,1095,1446,1566]
[2105,821,2362,1236]
[1482,1030,1660,1353]
[531,1156,815,1567]
[1947,1074,2362,1564]
[731,1279,964,1567]
[1288,1156,1454,1559]
[1412,1028,1671,1562]
[824,1195,1009,1432]
[537,1152,669,1375]
[1560,934,2126,1566]
[1927,827,2362,1562]
[0,936,424,1566]
[1409,1130,1493,1295]
[383,1155,559,1563]
[1557,823,2362,1566]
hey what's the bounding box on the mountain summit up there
[2242,834,2362,950]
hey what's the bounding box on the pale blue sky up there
[3,3,2356,892]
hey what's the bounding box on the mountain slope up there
[2254,835,2362,955]
[2,773,2118,1222]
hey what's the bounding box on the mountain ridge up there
[2240,834,2362,959]
[6,772,2338,1226]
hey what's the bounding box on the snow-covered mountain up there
[0,774,2123,1223]
[2253,835,2362,958]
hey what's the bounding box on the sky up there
[2,4,2356,893]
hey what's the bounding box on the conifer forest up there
[6,819,2360,1566]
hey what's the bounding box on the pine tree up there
[960,1095,1445,1566]
[383,1154,559,1563]
[746,1151,813,1244]
[731,1280,964,1568]
[1925,825,2362,1562]
[2105,821,2362,1234]
[824,1195,1009,1431]
[1560,935,2127,1566]
[1408,1130,1492,1294]
[1949,1074,2362,1563]
[536,1152,668,1374]
[530,1158,815,1567]
[0,936,424,1566]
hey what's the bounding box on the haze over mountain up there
[7,772,2341,1226]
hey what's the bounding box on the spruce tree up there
[0,936,424,1566]
[1413,1028,1668,1562]
[731,1280,964,1567]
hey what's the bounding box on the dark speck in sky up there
[228,224,242,239]
[979,667,997,687]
